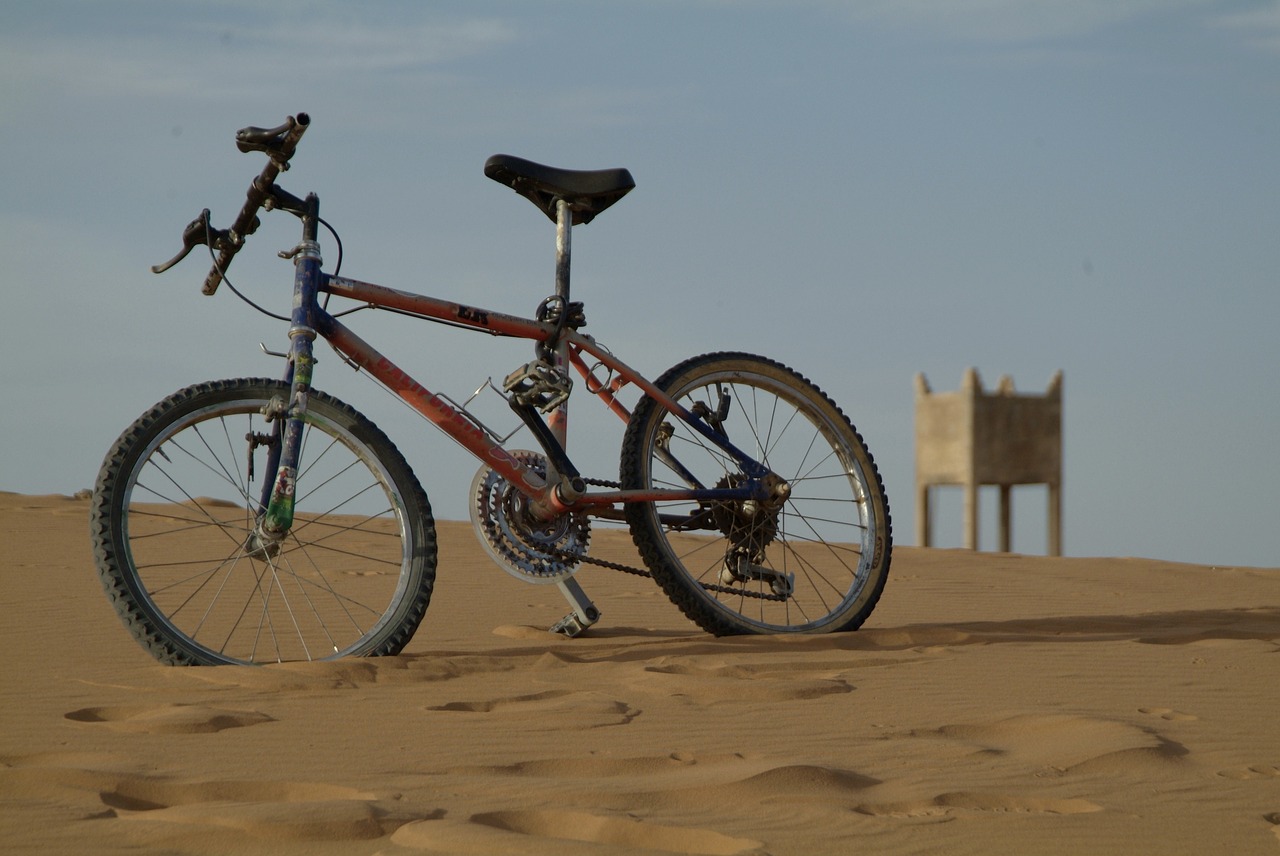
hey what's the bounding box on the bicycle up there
[89,113,892,666]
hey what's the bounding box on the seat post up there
[554,197,571,301]
[541,197,574,455]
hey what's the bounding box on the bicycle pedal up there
[551,577,599,637]
[504,360,572,412]
[550,610,598,637]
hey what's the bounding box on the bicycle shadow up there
[871,606,1280,649]
[548,605,1280,659]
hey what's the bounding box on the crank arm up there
[550,577,600,637]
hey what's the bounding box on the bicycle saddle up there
[484,154,635,226]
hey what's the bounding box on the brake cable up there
[203,213,344,322]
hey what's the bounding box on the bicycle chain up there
[557,475,788,602]
[561,547,785,601]
[554,547,651,579]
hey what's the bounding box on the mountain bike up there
[89,113,892,665]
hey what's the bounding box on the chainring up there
[469,450,590,583]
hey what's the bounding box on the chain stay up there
[554,478,789,602]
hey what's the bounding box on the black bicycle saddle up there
[484,154,635,226]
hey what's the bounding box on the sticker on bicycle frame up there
[457,305,490,327]
[274,466,297,498]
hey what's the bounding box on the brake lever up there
[151,209,231,274]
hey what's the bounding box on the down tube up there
[317,314,544,495]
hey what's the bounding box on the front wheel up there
[90,378,437,665]
[621,353,891,635]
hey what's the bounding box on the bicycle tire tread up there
[90,378,436,666]
[620,352,892,636]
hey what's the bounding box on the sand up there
[2,491,1279,855]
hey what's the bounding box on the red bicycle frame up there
[315,272,766,514]
[252,189,770,546]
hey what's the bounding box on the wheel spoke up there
[90,379,435,665]
[623,354,891,635]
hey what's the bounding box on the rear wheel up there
[90,378,436,665]
[621,353,891,635]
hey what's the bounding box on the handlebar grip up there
[199,113,310,295]
[236,113,310,161]
[202,250,235,295]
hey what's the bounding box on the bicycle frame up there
[93,113,893,658]
[254,195,772,540]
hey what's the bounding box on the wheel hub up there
[243,527,283,561]
[711,472,793,593]
[710,472,789,553]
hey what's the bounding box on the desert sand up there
[2,491,1279,855]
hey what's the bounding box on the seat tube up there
[262,194,323,536]
[548,198,573,448]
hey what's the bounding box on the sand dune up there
[2,491,1279,854]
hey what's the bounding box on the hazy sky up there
[2,1,1277,567]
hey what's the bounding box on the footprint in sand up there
[1138,707,1198,722]
[99,774,396,841]
[639,763,881,811]
[391,809,764,855]
[727,764,880,797]
[0,759,410,844]
[101,776,377,812]
[1218,764,1280,780]
[447,752,712,779]
[640,660,854,705]
[855,791,1103,819]
[426,690,640,728]
[427,689,574,713]
[931,713,1190,774]
[64,704,273,734]
[174,654,519,692]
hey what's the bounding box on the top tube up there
[323,274,554,341]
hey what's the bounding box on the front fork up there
[256,196,323,543]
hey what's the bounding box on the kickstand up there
[550,576,600,637]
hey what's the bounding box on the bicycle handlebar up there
[235,114,310,157]
[151,112,311,296]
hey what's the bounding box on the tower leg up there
[999,484,1012,553]
[964,481,979,551]
[916,483,932,548]
[1048,482,1062,557]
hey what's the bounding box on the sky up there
[2,0,1277,568]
